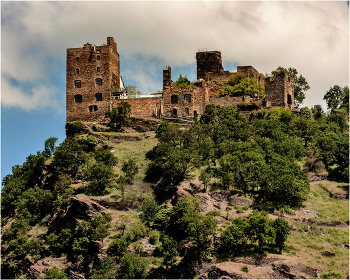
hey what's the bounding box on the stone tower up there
[66,37,120,122]
[196,51,224,80]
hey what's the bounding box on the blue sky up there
[1,1,349,181]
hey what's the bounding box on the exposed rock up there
[206,266,244,279]
[27,265,43,279]
[91,198,138,211]
[308,173,328,182]
[228,195,254,207]
[272,263,318,279]
[322,250,335,257]
[48,196,104,232]
[69,271,85,279]
[106,134,142,144]
[233,256,281,267]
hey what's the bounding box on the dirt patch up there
[308,173,328,182]
[91,198,138,211]
[325,187,349,200]
[232,256,282,267]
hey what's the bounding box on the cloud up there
[1,1,348,111]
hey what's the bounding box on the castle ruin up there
[66,37,294,122]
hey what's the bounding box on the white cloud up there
[1,1,348,111]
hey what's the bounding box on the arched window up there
[89,105,98,112]
[184,94,191,103]
[96,93,102,101]
[97,55,100,60]
[96,78,102,86]
[76,69,79,75]
[76,57,80,62]
[97,67,100,72]
[171,95,178,104]
[75,80,81,88]
[75,95,82,103]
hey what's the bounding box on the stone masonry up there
[66,40,294,122]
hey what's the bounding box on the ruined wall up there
[111,97,163,117]
[163,66,172,90]
[265,73,294,110]
[209,95,253,107]
[66,37,120,122]
[196,51,224,80]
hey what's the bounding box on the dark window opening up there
[96,93,102,101]
[75,80,81,88]
[97,56,100,60]
[97,67,100,72]
[171,95,178,104]
[96,78,102,86]
[185,108,189,115]
[77,57,80,62]
[75,95,82,103]
[89,105,98,112]
[173,109,177,116]
[288,94,292,105]
[184,94,191,103]
[76,69,79,75]
[194,110,198,119]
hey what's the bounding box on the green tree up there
[90,257,117,279]
[122,159,139,184]
[173,74,192,88]
[159,234,179,266]
[65,121,84,137]
[248,212,275,251]
[125,84,141,97]
[106,238,129,259]
[44,137,58,157]
[94,147,118,167]
[221,218,249,255]
[118,253,149,279]
[273,217,291,253]
[323,85,348,110]
[83,163,115,195]
[219,77,264,98]
[300,107,314,120]
[76,214,112,242]
[109,101,131,129]
[271,67,310,107]
[44,267,68,279]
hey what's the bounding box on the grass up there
[302,181,349,223]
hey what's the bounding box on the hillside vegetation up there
[1,106,349,279]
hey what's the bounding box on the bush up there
[241,266,249,273]
[221,218,248,254]
[321,272,344,279]
[72,237,89,260]
[118,253,149,279]
[106,238,129,259]
[148,230,160,244]
[76,135,98,152]
[172,74,193,89]
[94,147,118,166]
[90,257,116,279]
[109,101,131,129]
[65,121,84,137]
[300,107,314,120]
[83,163,115,195]
[124,221,148,242]
[122,159,139,184]
[44,267,67,279]
[273,217,291,253]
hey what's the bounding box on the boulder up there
[322,250,335,257]
[228,195,254,207]
[272,263,319,279]
[206,266,244,279]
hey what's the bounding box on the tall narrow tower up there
[66,37,120,122]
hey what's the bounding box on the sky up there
[1,1,349,181]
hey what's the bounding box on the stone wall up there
[209,96,253,107]
[265,72,294,110]
[66,37,120,122]
[111,97,163,117]
[196,51,224,80]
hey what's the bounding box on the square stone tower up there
[66,37,120,122]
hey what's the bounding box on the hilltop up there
[1,106,349,279]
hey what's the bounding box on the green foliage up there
[44,267,68,279]
[90,257,116,279]
[159,234,179,266]
[148,230,160,244]
[94,147,118,166]
[271,67,310,107]
[248,212,275,251]
[199,169,212,192]
[72,237,90,260]
[321,272,344,279]
[323,85,348,110]
[44,137,58,157]
[76,214,112,242]
[122,158,139,184]
[219,77,264,98]
[300,107,314,120]
[109,101,131,129]
[139,196,162,227]
[7,236,42,260]
[118,253,149,279]
[273,217,291,253]
[311,105,324,120]
[125,84,141,97]
[173,74,193,88]
[221,218,249,254]
[227,72,247,86]
[83,163,115,195]
[155,121,180,138]
[46,228,73,254]
[206,210,221,217]
[124,220,148,242]
[106,238,129,259]
[65,121,84,137]
[76,135,98,152]
[241,266,249,273]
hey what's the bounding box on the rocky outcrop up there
[48,196,104,232]
[203,266,244,279]
[195,191,254,212]
[271,263,319,279]
[322,250,335,257]
[91,198,138,211]
[307,173,328,182]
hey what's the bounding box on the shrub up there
[90,257,116,279]
[300,107,314,120]
[94,147,118,166]
[132,241,144,255]
[124,221,148,242]
[148,230,160,244]
[273,217,291,253]
[72,237,89,260]
[106,238,129,259]
[221,217,248,255]
[83,163,115,195]
[65,121,84,137]
[118,253,149,279]
[206,210,221,217]
[241,266,249,273]
[76,135,98,152]
[122,159,139,184]
[109,101,131,129]
[44,267,67,279]
[172,74,193,89]
[321,272,344,279]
